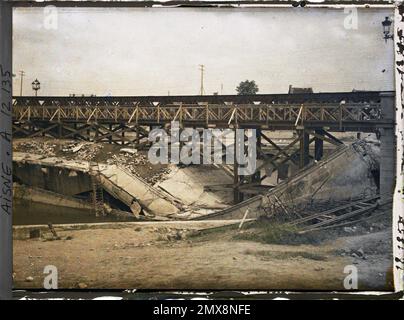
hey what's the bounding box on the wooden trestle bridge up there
[11,91,396,202]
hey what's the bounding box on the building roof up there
[288,85,313,94]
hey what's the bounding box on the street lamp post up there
[382,16,393,42]
[32,78,40,96]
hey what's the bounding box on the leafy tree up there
[236,80,259,95]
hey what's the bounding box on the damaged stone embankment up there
[13,138,234,222]
[13,152,180,218]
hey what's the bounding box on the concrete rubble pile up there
[107,153,171,185]
[62,142,103,161]
[16,141,56,157]
[153,227,199,242]
[14,140,172,185]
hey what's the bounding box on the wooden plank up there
[300,202,378,232]
[288,196,379,226]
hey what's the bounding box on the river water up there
[13,199,125,225]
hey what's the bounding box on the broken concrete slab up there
[156,166,233,209]
[98,164,180,216]
[13,183,94,211]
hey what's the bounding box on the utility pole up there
[199,64,205,96]
[19,70,25,96]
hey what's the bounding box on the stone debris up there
[16,141,56,157]
[68,170,78,177]
[73,143,103,161]
[343,226,358,234]
[340,247,367,260]
[155,227,200,242]
[25,276,34,282]
[71,143,84,153]
[15,140,103,161]
[77,282,88,289]
[120,148,137,155]
[107,153,171,185]
[14,139,171,184]
[130,201,142,217]
[357,248,365,257]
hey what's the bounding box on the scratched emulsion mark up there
[394,3,404,293]
[0,64,12,217]
[0,0,13,301]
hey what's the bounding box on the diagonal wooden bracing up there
[230,127,345,202]
[12,121,152,147]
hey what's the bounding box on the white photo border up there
[0,0,402,299]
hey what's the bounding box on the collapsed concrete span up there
[196,140,380,221]
[96,163,180,216]
[13,138,380,222]
[13,152,180,217]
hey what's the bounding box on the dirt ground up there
[13,222,393,291]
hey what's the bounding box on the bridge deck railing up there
[12,102,383,126]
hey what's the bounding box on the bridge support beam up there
[252,128,262,183]
[314,129,324,161]
[233,126,242,204]
[108,124,113,144]
[379,92,396,203]
[299,129,310,168]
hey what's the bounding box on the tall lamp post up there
[382,16,393,42]
[32,78,40,96]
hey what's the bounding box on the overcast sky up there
[12,7,394,96]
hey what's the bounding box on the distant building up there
[288,85,313,94]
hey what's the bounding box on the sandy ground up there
[13,223,393,291]
[12,136,393,291]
